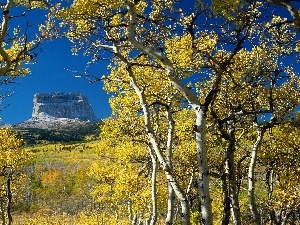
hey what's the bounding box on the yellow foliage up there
[20,213,74,225]
[295,41,300,52]
[41,170,60,186]
[165,33,218,72]
[17,211,133,225]
[260,123,300,211]
[211,0,246,20]
[195,34,218,53]
[0,128,30,170]
[165,34,193,69]
[0,39,35,76]
[75,212,131,225]
[88,142,153,218]
[14,0,48,9]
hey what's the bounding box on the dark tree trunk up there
[6,176,12,225]
[1,200,5,225]
[221,172,231,225]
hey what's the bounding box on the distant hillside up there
[15,121,101,145]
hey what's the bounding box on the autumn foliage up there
[1,0,300,224]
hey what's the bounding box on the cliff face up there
[32,92,97,121]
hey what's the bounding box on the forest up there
[1,0,300,224]
[16,122,100,145]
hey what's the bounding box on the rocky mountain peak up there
[32,92,97,121]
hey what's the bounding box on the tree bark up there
[226,126,241,225]
[195,107,213,225]
[214,116,241,225]
[248,126,264,225]
[6,175,12,225]
[149,148,158,225]
[227,154,241,225]
[142,99,190,225]
[125,3,213,223]
[0,0,13,76]
[221,171,231,225]
[165,183,175,225]
[0,200,5,225]
[165,105,175,225]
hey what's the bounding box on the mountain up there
[10,92,101,144]
[32,92,96,121]
[15,92,97,129]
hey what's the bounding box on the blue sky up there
[0,37,111,124]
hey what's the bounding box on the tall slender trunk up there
[227,153,241,225]
[225,124,241,225]
[0,0,14,76]
[128,200,135,224]
[147,129,190,224]
[6,176,12,225]
[0,201,5,225]
[165,183,175,225]
[265,166,274,201]
[185,168,194,202]
[165,106,175,225]
[131,215,137,225]
[149,148,158,225]
[266,167,275,224]
[124,4,246,224]
[195,107,213,225]
[248,127,264,225]
[126,3,215,223]
[220,165,231,225]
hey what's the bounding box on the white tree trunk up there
[149,148,158,225]
[143,106,190,225]
[165,183,175,225]
[228,155,241,225]
[195,107,213,225]
[248,126,264,225]
[0,0,13,76]
[165,106,175,225]
[225,125,241,225]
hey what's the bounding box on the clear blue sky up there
[0,38,111,124]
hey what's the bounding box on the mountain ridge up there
[13,92,99,129]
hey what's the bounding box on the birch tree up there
[54,0,300,224]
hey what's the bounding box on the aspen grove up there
[1,0,300,224]
[50,0,300,224]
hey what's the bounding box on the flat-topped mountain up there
[32,92,96,121]
[15,92,98,129]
